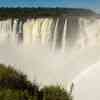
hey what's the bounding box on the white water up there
[73,62,100,100]
[0,17,100,90]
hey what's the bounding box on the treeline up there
[0,64,73,100]
[0,7,95,19]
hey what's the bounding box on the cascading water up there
[0,16,100,50]
[0,8,100,89]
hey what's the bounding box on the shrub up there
[0,88,36,100]
[40,85,72,100]
[0,64,73,100]
[0,64,39,100]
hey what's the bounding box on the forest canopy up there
[0,7,95,19]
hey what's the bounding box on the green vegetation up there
[0,64,73,100]
[0,89,35,100]
[0,7,95,19]
[41,85,72,100]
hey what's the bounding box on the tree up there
[40,85,72,100]
[0,64,39,100]
[0,64,73,100]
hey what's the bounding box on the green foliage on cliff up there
[0,64,39,100]
[41,85,72,100]
[0,64,39,95]
[0,88,36,100]
[0,7,95,19]
[0,64,73,100]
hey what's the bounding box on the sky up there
[0,0,99,11]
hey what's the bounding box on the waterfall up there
[52,18,59,50]
[76,18,100,48]
[0,8,100,88]
[0,17,99,50]
[62,18,67,51]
